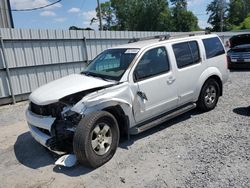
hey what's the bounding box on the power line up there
[11,0,62,11]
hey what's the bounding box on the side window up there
[189,41,200,63]
[202,37,225,59]
[173,41,200,69]
[134,47,170,81]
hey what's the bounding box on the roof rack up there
[128,32,206,43]
[128,34,170,43]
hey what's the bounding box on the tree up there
[206,0,228,31]
[207,0,250,31]
[170,0,187,9]
[95,1,117,30]
[170,0,199,31]
[228,0,250,28]
[69,26,94,30]
[110,0,173,31]
[233,13,250,30]
[95,0,200,31]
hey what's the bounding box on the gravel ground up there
[0,71,249,188]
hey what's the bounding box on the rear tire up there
[73,111,119,168]
[197,79,220,112]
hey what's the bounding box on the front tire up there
[73,111,119,168]
[197,79,220,112]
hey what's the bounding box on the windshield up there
[83,48,139,81]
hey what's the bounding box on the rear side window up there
[202,37,225,59]
[173,41,200,69]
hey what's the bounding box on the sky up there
[10,0,212,30]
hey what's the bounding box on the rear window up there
[202,37,225,59]
[173,41,200,69]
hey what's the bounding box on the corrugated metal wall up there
[0,28,241,105]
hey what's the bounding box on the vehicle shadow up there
[120,108,202,149]
[14,109,201,177]
[233,106,250,117]
[14,132,93,176]
[14,132,54,169]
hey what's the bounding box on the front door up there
[133,46,178,123]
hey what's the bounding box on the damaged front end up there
[26,88,106,153]
[27,101,81,152]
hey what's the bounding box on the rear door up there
[172,40,205,105]
[202,37,227,81]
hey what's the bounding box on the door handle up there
[137,91,148,101]
[167,77,176,84]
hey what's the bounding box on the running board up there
[129,103,196,135]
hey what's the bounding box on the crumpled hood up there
[29,74,113,105]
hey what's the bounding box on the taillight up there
[226,55,231,69]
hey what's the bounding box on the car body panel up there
[29,74,114,105]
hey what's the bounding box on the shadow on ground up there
[120,109,202,149]
[233,106,250,117]
[14,109,200,177]
[14,132,93,176]
[14,132,54,169]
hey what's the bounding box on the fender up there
[193,67,223,101]
[71,82,137,127]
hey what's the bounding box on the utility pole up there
[97,0,103,30]
[219,0,225,32]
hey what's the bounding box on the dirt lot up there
[0,71,249,188]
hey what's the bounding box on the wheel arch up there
[81,100,133,140]
[103,105,130,140]
[206,75,223,96]
[195,68,223,101]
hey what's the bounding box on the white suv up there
[26,34,229,168]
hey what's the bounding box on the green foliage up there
[232,13,250,30]
[95,1,117,30]
[228,0,250,29]
[95,0,199,31]
[110,0,173,31]
[206,0,228,31]
[170,0,187,10]
[171,0,199,31]
[207,0,250,31]
[228,0,246,26]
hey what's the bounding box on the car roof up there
[109,34,219,51]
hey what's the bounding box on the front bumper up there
[26,109,56,147]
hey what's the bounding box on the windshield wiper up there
[81,71,91,76]
[81,71,114,82]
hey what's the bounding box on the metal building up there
[0,0,14,28]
